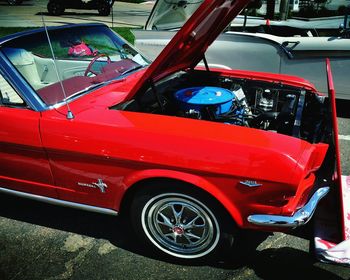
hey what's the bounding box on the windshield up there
[1,25,149,106]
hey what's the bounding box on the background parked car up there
[134,0,350,99]
[47,0,114,16]
[2,0,23,5]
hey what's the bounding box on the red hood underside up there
[127,0,250,99]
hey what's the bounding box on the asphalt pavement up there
[0,1,350,279]
[1,192,350,280]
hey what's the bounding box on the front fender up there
[119,169,243,226]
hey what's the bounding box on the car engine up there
[115,71,328,143]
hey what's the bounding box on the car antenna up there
[41,13,74,120]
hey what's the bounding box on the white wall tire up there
[130,185,234,261]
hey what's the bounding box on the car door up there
[39,108,121,210]
[0,69,56,197]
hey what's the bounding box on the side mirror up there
[0,89,25,106]
[0,90,9,105]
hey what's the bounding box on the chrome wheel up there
[141,193,220,259]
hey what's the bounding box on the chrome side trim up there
[0,187,118,216]
[247,186,330,228]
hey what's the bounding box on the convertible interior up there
[6,48,138,105]
[0,24,148,106]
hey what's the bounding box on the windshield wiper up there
[62,81,108,102]
[62,76,128,104]
[58,66,144,106]
[120,65,144,76]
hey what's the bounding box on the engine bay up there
[114,70,331,144]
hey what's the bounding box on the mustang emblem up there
[78,179,108,193]
[239,180,262,188]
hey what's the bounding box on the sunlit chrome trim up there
[247,186,329,228]
[197,63,232,70]
[239,180,262,188]
[48,76,133,110]
[0,187,118,216]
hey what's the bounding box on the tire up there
[98,2,110,16]
[47,2,65,16]
[130,184,235,261]
[7,0,23,5]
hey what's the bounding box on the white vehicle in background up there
[134,0,350,99]
[3,0,23,5]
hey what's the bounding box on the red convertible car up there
[0,0,343,261]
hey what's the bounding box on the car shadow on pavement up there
[336,99,350,118]
[0,3,33,6]
[0,193,347,280]
[217,229,347,280]
[238,247,346,280]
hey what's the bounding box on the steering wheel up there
[84,53,111,76]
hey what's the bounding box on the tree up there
[279,0,288,20]
[246,0,262,10]
[314,0,328,10]
[266,0,276,19]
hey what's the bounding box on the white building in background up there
[289,0,300,11]
[325,0,350,10]
[257,0,349,15]
[257,0,300,14]
[300,0,350,10]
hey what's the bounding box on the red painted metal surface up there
[200,68,320,94]
[0,107,56,197]
[0,0,336,233]
[326,58,345,240]
[0,58,331,230]
[35,69,328,228]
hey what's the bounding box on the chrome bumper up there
[247,186,330,228]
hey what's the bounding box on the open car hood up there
[128,0,249,98]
